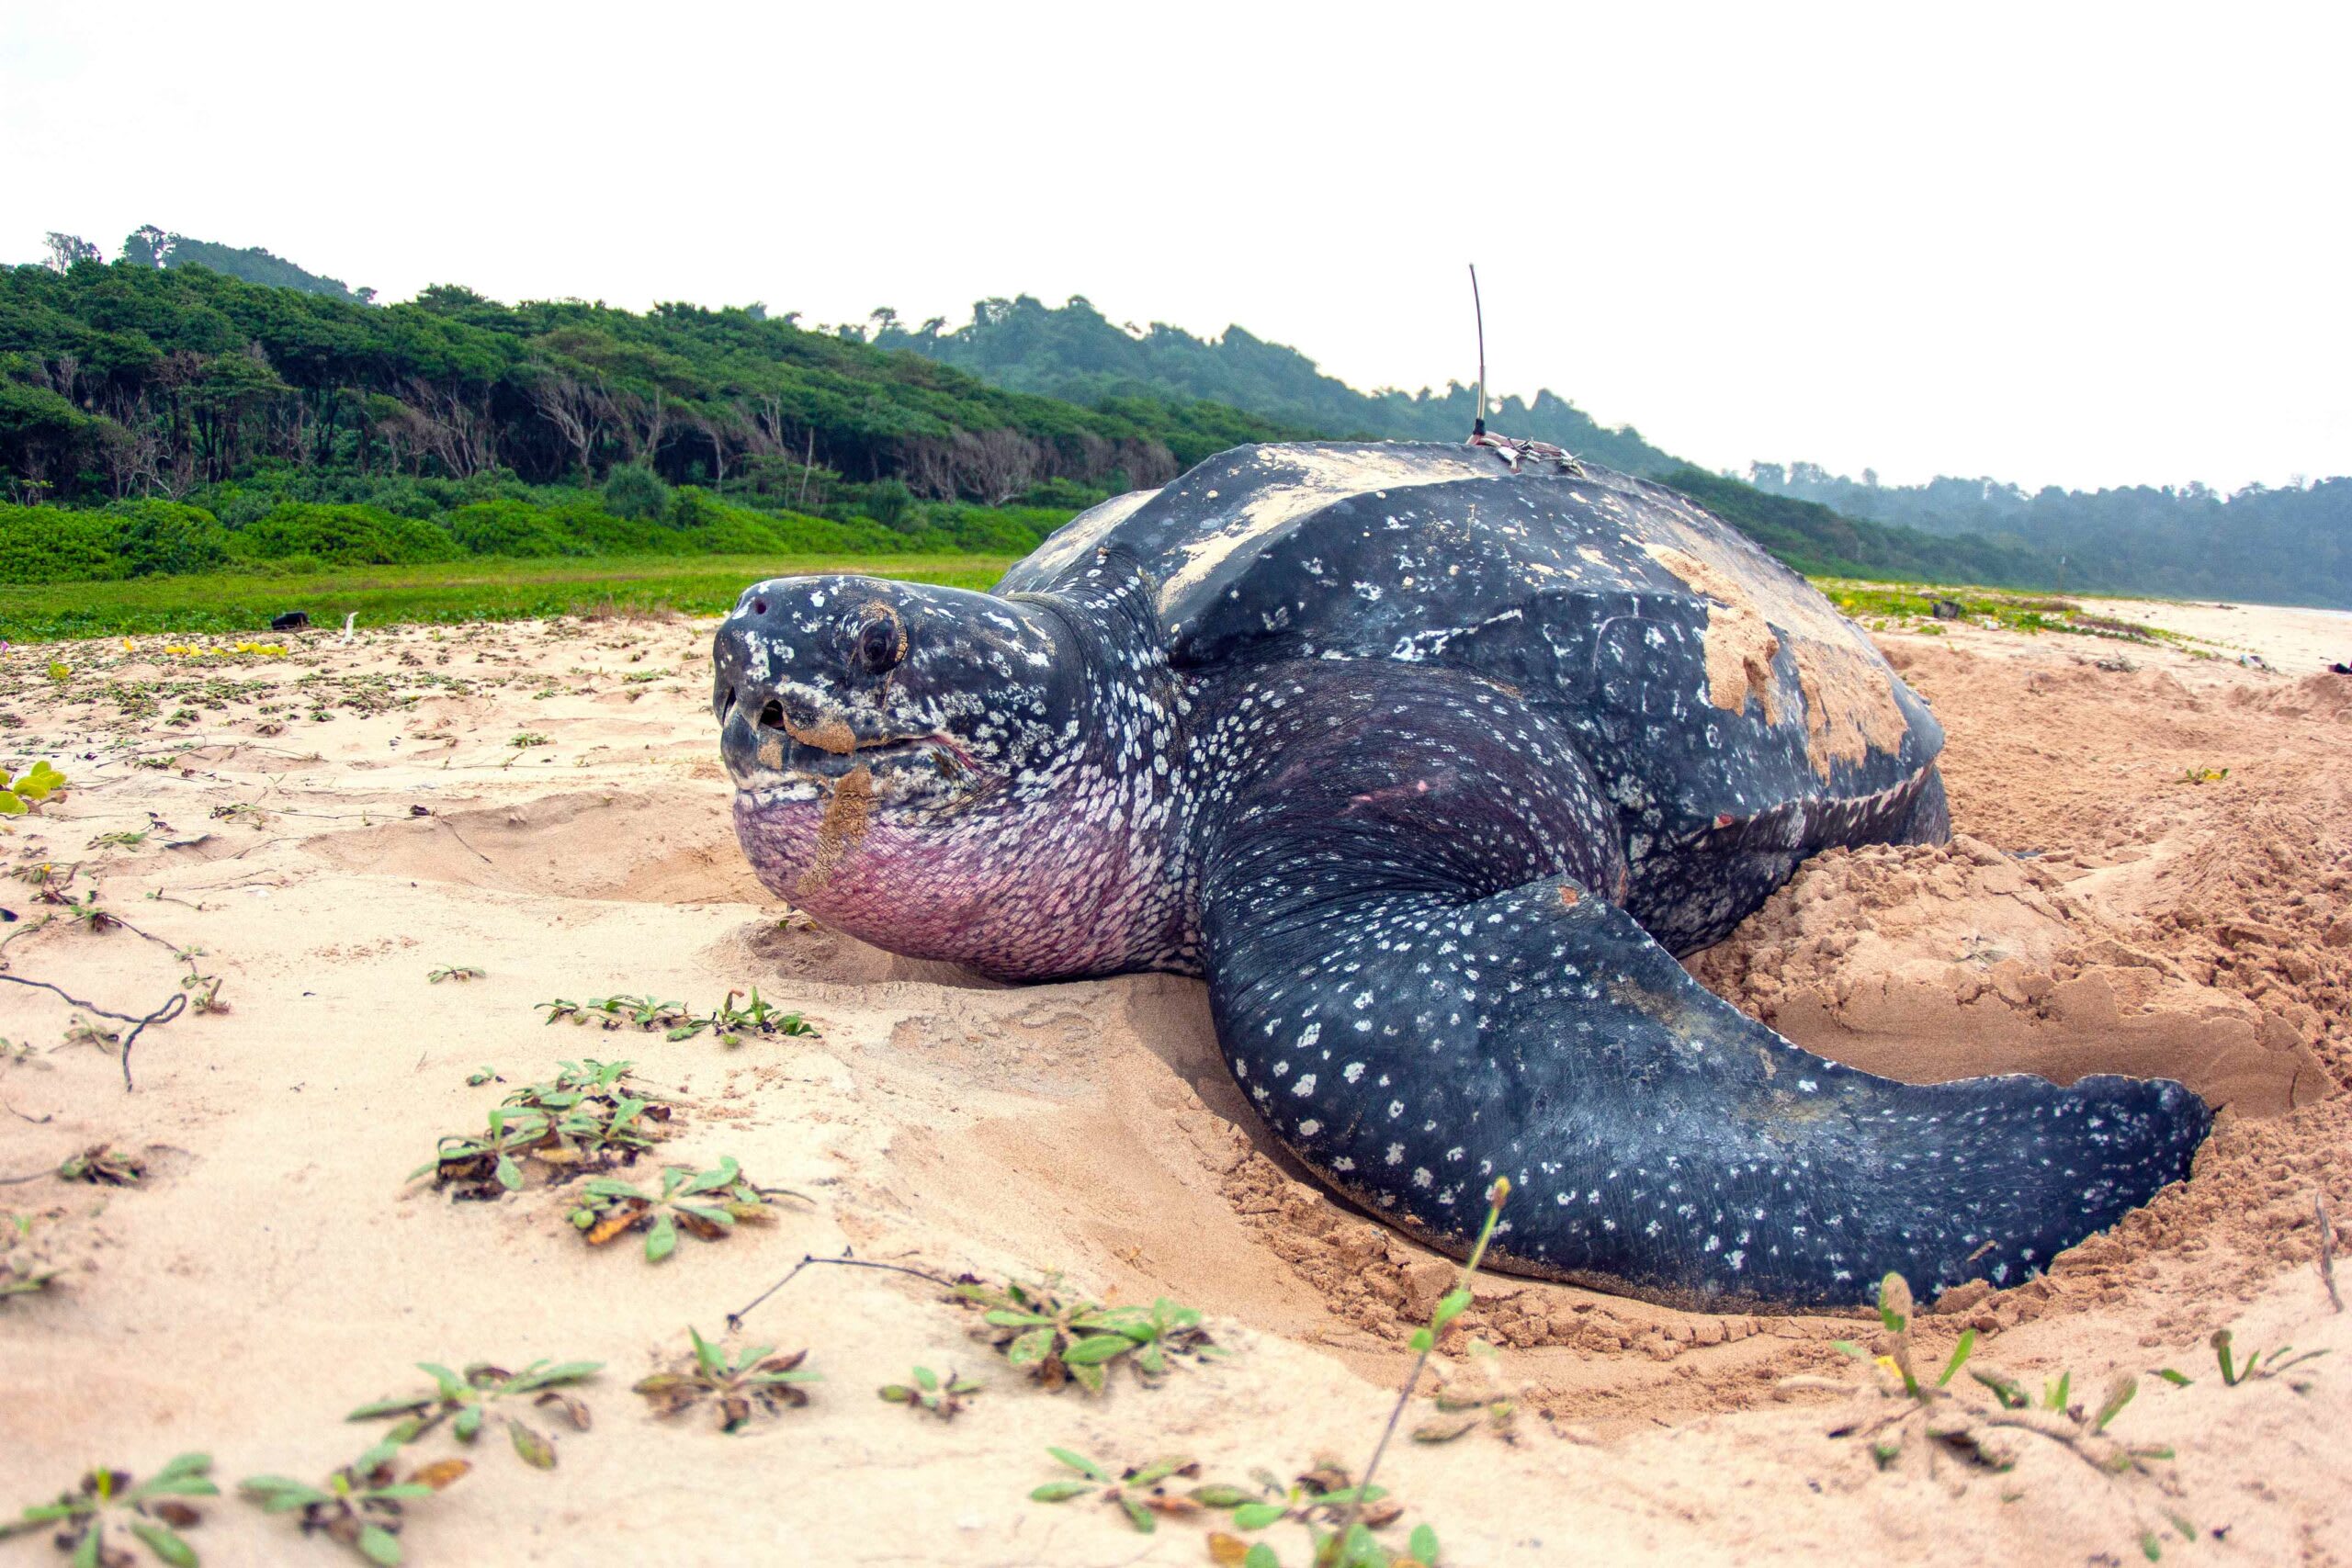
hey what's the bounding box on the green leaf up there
[1410,1522,1442,1563]
[1245,1546,1281,1568]
[1408,1327,1434,1353]
[347,1396,424,1421]
[1120,1498,1155,1534]
[73,1527,100,1568]
[1028,1481,1094,1503]
[511,1360,602,1391]
[913,1367,938,1392]
[1046,1448,1106,1482]
[1063,1334,1133,1367]
[984,1309,1050,1327]
[1830,1340,1869,1359]
[495,1154,522,1191]
[679,1157,741,1195]
[2141,1529,2162,1562]
[1005,1327,1056,1368]
[1938,1329,1976,1386]
[129,1521,198,1567]
[1189,1484,1257,1508]
[2045,1371,2072,1411]
[646,1213,677,1263]
[2154,1367,2192,1386]
[238,1477,328,1512]
[509,1418,557,1469]
[1431,1287,1471,1327]
[2093,1376,2138,1434]
[1070,1360,1107,1395]
[1233,1502,1287,1529]
[1127,1457,1193,1487]
[357,1523,404,1566]
[0,793,25,818]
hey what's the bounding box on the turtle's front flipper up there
[1196,668,2210,1310]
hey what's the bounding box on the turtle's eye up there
[848,605,905,675]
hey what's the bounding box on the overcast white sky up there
[6,3,2346,491]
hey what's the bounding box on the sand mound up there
[1685,836,2325,1115]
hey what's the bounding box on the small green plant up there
[565,1157,788,1261]
[2179,766,2229,784]
[88,830,149,850]
[1028,1450,1204,1534]
[1408,1338,1518,1445]
[2155,1326,2329,1389]
[956,1280,1219,1393]
[0,1452,215,1566]
[413,1058,669,1200]
[59,1145,146,1187]
[1317,1181,1515,1567]
[0,761,66,818]
[346,1359,602,1470]
[508,732,550,749]
[463,1066,500,1087]
[1028,1453,1435,1564]
[240,1444,468,1566]
[537,989,815,1047]
[634,1327,819,1432]
[1792,1270,2195,1558]
[427,964,485,984]
[3,1212,59,1300]
[877,1365,983,1420]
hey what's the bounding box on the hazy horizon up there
[8,4,2345,495]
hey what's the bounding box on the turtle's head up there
[713,554,1185,978]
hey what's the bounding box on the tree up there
[41,233,101,272]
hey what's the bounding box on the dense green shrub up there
[603,463,671,523]
[0,504,119,584]
[446,499,577,558]
[229,503,465,567]
[109,501,230,576]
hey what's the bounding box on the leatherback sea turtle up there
[712,442,2209,1310]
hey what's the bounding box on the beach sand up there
[2,606,2346,1565]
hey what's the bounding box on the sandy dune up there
[2,607,2347,1566]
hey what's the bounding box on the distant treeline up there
[11,243,2344,608]
[1747,462,2351,609]
[870,294,1679,476]
[0,255,1306,517]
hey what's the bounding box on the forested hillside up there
[6,251,2342,611]
[870,295,1679,475]
[1747,463,2351,609]
[117,226,378,305]
[0,259,1304,512]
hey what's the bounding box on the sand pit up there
[2,610,2347,1565]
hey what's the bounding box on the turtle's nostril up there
[752,598,767,616]
[758,698,785,729]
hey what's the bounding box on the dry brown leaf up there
[412,1458,470,1492]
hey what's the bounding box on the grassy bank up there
[0,553,1020,641]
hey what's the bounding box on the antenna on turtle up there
[1468,263,1487,440]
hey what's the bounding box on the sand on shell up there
[1,601,2346,1566]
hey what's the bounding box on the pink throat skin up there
[729,784,1200,983]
